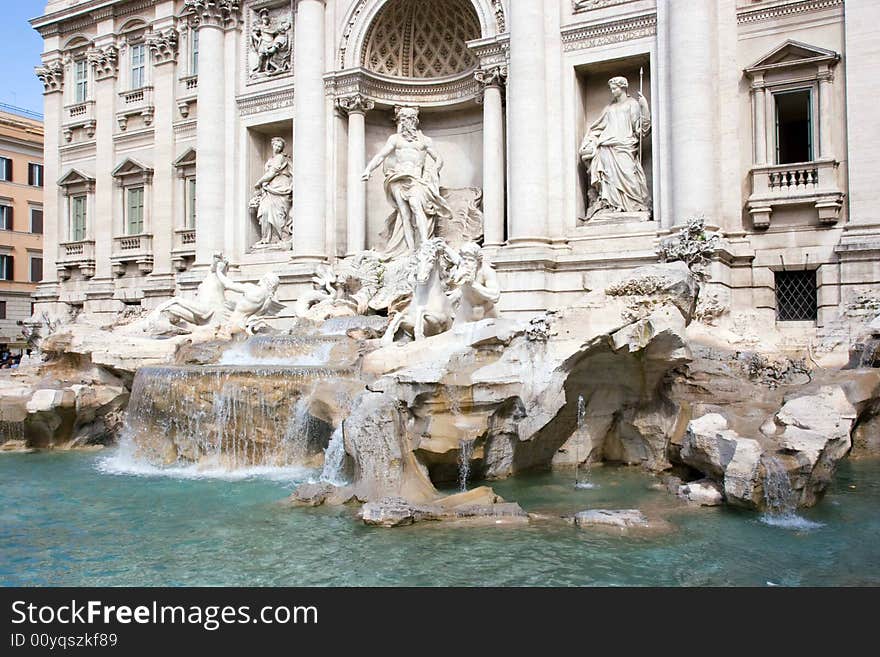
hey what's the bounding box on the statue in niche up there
[579,75,651,221]
[362,106,453,260]
[249,136,293,249]
[447,242,501,326]
[250,8,291,77]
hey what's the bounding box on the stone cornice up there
[236,87,295,116]
[87,45,119,81]
[146,28,179,65]
[561,12,656,52]
[572,0,641,14]
[31,0,160,37]
[737,0,844,25]
[325,67,481,109]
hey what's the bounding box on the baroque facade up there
[30,0,880,332]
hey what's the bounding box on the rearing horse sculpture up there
[382,238,455,345]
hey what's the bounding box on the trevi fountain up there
[3,0,880,586]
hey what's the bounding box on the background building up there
[28,0,880,341]
[0,106,43,354]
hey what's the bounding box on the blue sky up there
[0,1,48,116]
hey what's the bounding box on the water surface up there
[1,451,878,586]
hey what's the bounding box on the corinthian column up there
[476,66,507,247]
[336,94,374,255]
[146,27,179,276]
[88,44,118,280]
[292,0,327,262]
[185,0,239,265]
[35,61,64,288]
[664,0,718,225]
[506,0,549,246]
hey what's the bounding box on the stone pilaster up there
[292,0,328,262]
[184,0,241,264]
[665,0,718,226]
[35,61,64,289]
[148,26,179,277]
[506,0,549,245]
[475,66,506,247]
[336,94,374,255]
[91,44,117,280]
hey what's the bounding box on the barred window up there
[775,270,817,322]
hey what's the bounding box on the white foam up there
[759,513,825,531]
[574,481,599,490]
[96,452,316,483]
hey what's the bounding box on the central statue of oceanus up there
[362,106,452,260]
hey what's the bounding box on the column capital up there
[146,28,180,66]
[184,0,242,30]
[336,94,374,116]
[35,61,64,94]
[475,65,508,90]
[475,65,507,104]
[87,45,119,81]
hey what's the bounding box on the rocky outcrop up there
[0,370,128,450]
[677,479,723,506]
[571,509,649,529]
[359,487,528,528]
[763,386,857,507]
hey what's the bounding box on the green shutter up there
[127,187,144,235]
[72,196,86,241]
[187,178,197,228]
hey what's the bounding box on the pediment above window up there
[173,147,196,169]
[57,168,95,188]
[746,40,839,77]
[111,157,153,184]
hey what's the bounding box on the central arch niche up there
[361,0,481,79]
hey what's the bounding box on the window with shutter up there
[71,195,87,241]
[127,187,144,235]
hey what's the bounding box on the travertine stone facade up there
[31,0,880,334]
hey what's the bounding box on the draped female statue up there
[580,76,651,221]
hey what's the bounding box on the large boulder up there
[765,386,857,506]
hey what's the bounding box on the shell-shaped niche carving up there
[362,0,481,79]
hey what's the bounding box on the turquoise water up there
[1,450,879,586]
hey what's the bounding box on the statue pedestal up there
[582,211,651,226]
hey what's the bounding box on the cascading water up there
[574,394,596,490]
[458,438,475,492]
[105,363,353,477]
[319,425,348,486]
[759,456,823,530]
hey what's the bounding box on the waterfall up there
[759,456,823,530]
[458,438,475,492]
[574,394,596,489]
[105,364,346,476]
[319,425,348,486]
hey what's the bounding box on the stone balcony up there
[117,86,154,131]
[748,158,845,229]
[172,228,196,271]
[62,100,96,141]
[177,75,198,118]
[57,240,96,279]
[111,233,154,276]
